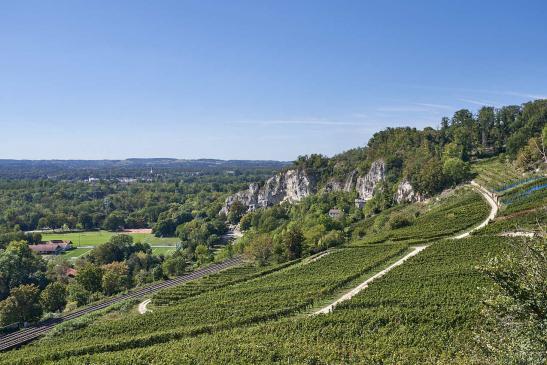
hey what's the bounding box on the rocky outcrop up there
[220,159,389,215]
[219,183,261,215]
[324,170,357,193]
[220,169,315,215]
[395,179,423,203]
[355,160,385,200]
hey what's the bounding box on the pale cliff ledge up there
[220,159,422,215]
[219,168,315,215]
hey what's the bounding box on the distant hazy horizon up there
[1,0,546,160]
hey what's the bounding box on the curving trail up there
[138,299,152,314]
[452,181,498,239]
[314,246,427,315]
[314,181,499,315]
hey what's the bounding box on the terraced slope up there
[4,162,540,364]
[36,237,509,365]
[1,244,409,363]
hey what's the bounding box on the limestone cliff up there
[395,179,423,203]
[355,160,385,200]
[219,169,315,215]
[219,158,424,215]
[223,159,386,214]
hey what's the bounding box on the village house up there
[354,198,366,209]
[328,208,343,219]
[28,240,73,255]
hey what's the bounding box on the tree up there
[283,226,304,260]
[476,237,546,364]
[102,211,126,231]
[442,158,471,186]
[317,230,344,249]
[76,263,103,293]
[388,211,414,229]
[477,106,495,148]
[239,212,254,231]
[162,251,187,276]
[245,234,273,266]
[66,282,90,307]
[194,244,209,265]
[46,257,72,284]
[227,201,247,224]
[40,282,67,313]
[411,158,445,195]
[0,284,42,325]
[442,142,463,160]
[89,234,134,265]
[101,262,129,296]
[0,241,47,300]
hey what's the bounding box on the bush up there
[388,212,414,229]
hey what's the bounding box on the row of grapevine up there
[152,260,299,306]
[1,244,408,363]
[354,189,490,245]
[43,237,510,365]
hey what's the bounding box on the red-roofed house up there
[29,240,73,255]
[64,267,78,277]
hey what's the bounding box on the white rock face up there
[324,170,358,193]
[220,169,314,215]
[219,182,260,215]
[395,179,422,203]
[355,160,385,200]
[220,159,391,215]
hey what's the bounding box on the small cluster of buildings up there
[28,240,73,255]
[327,199,367,220]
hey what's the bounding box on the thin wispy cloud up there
[395,84,547,101]
[376,102,452,113]
[232,119,365,127]
[458,98,498,106]
[412,102,453,109]
[377,106,434,113]
[503,91,547,100]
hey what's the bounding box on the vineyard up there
[472,158,524,190]
[0,244,409,363]
[151,260,300,306]
[1,159,543,364]
[353,188,490,245]
[30,236,510,365]
[472,158,546,236]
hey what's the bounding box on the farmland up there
[41,230,179,247]
[351,187,491,245]
[0,244,410,363]
[5,237,511,364]
[471,158,547,236]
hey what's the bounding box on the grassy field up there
[150,247,177,256]
[56,244,174,261]
[60,247,93,259]
[41,230,179,247]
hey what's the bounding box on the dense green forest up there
[291,100,547,197]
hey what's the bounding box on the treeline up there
[292,99,546,198]
[0,169,279,235]
[0,234,191,327]
[0,159,289,180]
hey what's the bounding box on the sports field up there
[41,230,179,247]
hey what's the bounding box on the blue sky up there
[1,0,546,161]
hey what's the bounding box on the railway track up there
[0,256,243,352]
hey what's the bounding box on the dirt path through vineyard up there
[313,181,499,315]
